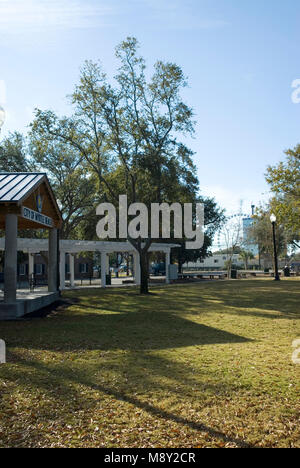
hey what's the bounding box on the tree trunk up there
[140,250,149,294]
[128,237,152,294]
[227,258,232,280]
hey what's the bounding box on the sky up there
[1,0,300,216]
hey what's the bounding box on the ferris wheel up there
[216,210,252,251]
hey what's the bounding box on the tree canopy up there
[29,37,223,293]
[266,145,300,248]
[248,207,288,263]
[0,132,31,172]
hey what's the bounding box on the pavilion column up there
[165,251,170,284]
[59,251,66,291]
[48,228,58,292]
[101,252,107,288]
[4,214,18,303]
[134,252,141,285]
[28,253,34,279]
[69,253,75,288]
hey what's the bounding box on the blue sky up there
[1,0,300,215]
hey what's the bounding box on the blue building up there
[242,217,259,256]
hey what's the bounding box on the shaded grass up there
[0,279,299,448]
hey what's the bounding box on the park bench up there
[178,272,226,281]
[238,272,257,278]
[122,279,135,284]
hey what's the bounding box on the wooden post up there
[4,214,18,303]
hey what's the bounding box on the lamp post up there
[270,214,280,281]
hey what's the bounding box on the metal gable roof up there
[0,173,46,203]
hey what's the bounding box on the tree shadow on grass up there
[8,309,251,352]
[65,280,300,320]
[149,281,300,320]
[1,354,253,448]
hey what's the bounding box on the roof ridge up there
[0,172,47,175]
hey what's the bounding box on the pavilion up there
[0,173,178,320]
[0,173,62,319]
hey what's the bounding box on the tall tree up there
[30,37,220,293]
[247,208,287,268]
[172,197,224,272]
[0,130,97,241]
[0,132,31,171]
[239,250,255,270]
[266,145,300,248]
[29,137,97,239]
[218,213,245,278]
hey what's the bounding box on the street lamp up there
[270,214,280,281]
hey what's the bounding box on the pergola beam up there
[0,237,177,290]
[0,238,178,254]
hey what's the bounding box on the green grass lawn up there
[0,279,299,448]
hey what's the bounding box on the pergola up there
[0,237,178,289]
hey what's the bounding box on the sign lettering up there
[22,206,53,228]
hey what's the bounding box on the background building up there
[183,253,259,271]
[242,217,259,256]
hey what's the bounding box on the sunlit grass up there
[0,279,299,448]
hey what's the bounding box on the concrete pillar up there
[0,340,6,364]
[101,252,107,288]
[28,253,34,278]
[48,228,58,292]
[106,254,110,274]
[165,251,170,284]
[59,251,66,291]
[69,253,75,288]
[4,214,18,303]
[0,339,5,364]
[134,252,141,285]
